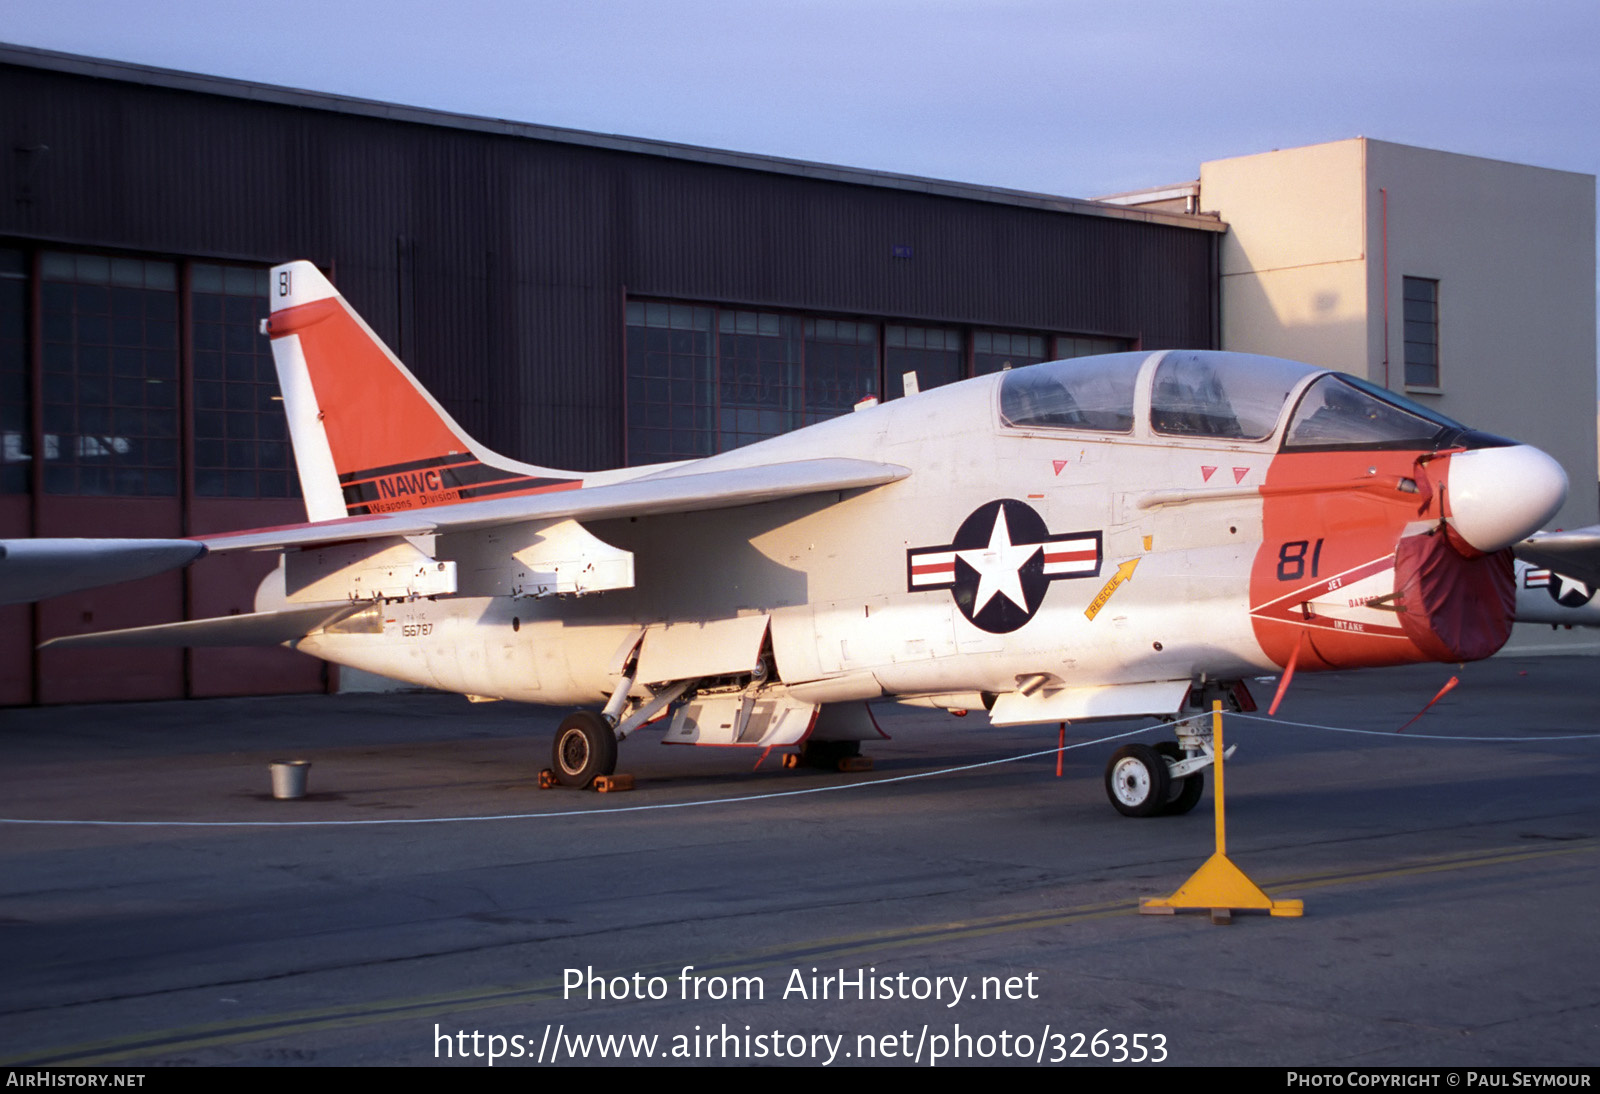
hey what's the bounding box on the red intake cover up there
[1394,532,1515,662]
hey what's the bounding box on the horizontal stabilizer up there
[40,603,378,650]
[0,539,206,604]
[201,457,909,554]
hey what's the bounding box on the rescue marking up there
[1084,558,1139,621]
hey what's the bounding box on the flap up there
[988,679,1192,727]
[635,615,770,684]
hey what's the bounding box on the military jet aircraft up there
[1514,556,1600,627]
[31,261,1570,817]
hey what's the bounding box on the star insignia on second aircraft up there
[907,499,1102,633]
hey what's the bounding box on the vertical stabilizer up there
[265,261,579,521]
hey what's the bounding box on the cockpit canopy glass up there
[1283,373,1464,450]
[998,351,1146,433]
[1149,351,1312,441]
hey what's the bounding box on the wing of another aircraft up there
[1515,525,1600,588]
[0,539,206,605]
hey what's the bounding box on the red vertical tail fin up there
[265,261,578,521]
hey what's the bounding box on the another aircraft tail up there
[265,261,579,522]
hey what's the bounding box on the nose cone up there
[1446,445,1568,553]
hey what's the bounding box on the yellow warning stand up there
[1141,701,1303,924]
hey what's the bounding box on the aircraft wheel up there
[1156,741,1204,816]
[1104,743,1171,818]
[799,739,860,769]
[551,711,618,788]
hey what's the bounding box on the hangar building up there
[0,44,1221,703]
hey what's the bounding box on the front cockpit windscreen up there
[999,352,1146,433]
[1283,373,1465,450]
[1149,351,1313,441]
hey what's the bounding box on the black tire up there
[799,739,861,769]
[1155,741,1204,816]
[1104,743,1171,818]
[551,711,618,788]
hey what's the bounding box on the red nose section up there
[1250,444,1531,671]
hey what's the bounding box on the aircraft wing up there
[1514,525,1600,588]
[0,538,206,605]
[200,457,910,553]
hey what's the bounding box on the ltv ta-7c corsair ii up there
[33,262,1568,817]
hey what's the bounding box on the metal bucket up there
[269,760,311,800]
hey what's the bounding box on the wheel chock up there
[782,753,801,769]
[593,774,634,793]
[538,768,557,790]
[837,756,873,772]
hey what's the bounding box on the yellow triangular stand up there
[1140,701,1303,924]
[1140,852,1303,922]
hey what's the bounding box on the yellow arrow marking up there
[1085,558,1139,621]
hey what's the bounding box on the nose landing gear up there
[1103,741,1206,818]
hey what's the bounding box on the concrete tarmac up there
[0,654,1594,1067]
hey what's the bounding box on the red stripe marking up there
[1043,549,1097,563]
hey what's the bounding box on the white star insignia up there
[956,506,1040,615]
[1556,574,1592,601]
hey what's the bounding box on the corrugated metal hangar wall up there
[0,45,1223,704]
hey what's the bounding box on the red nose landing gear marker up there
[1267,634,1305,717]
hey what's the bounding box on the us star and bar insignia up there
[907,499,1102,634]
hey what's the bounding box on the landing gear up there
[1103,741,1207,817]
[793,738,861,770]
[1104,743,1170,818]
[1156,740,1204,816]
[551,711,618,788]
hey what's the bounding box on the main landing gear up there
[550,711,618,788]
[1103,741,1206,818]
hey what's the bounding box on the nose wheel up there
[1105,744,1169,817]
[1104,742,1204,817]
[551,711,618,788]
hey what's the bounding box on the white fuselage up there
[285,372,1275,706]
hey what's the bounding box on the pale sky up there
[3,0,1596,201]
[4,0,1598,382]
